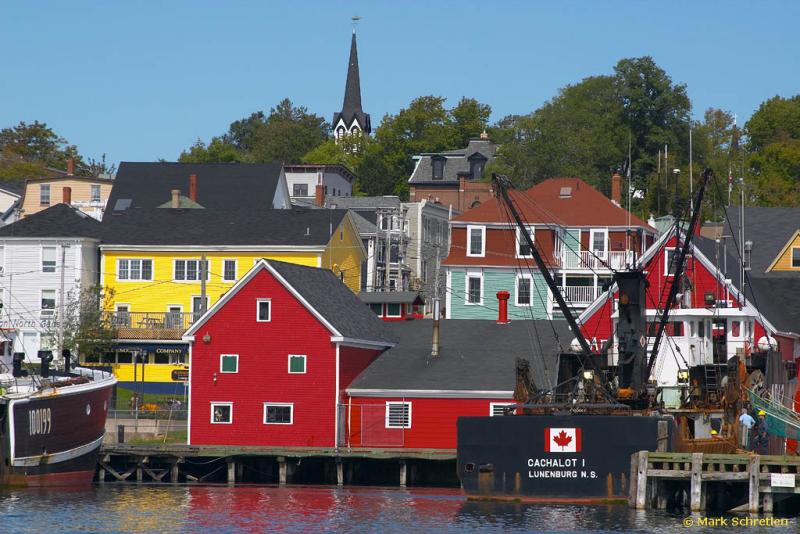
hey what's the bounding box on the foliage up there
[44,285,118,360]
[0,121,83,169]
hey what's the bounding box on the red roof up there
[526,177,653,229]
[450,188,567,226]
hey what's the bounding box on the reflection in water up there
[0,485,795,533]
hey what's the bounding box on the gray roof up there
[324,195,402,210]
[349,320,572,392]
[723,207,800,275]
[101,208,348,247]
[105,162,284,220]
[0,203,102,239]
[358,291,424,305]
[349,211,376,236]
[266,260,393,345]
[408,139,498,184]
[0,180,24,196]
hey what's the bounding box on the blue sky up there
[1,1,798,166]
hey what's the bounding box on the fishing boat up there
[457,171,791,502]
[0,353,115,486]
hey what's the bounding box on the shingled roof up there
[408,139,498,184]
[186,259,395,347]
[101,208,349,247]
[105,162,285,220]
[0,203,102,239]
[332,31,371,133]
[348,320,571,392]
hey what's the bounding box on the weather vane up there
[352,15,361,32]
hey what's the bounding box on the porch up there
[107,311,197,340]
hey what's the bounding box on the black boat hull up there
[457,415,674,502]
[0,377,114,487]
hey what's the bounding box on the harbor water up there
[0,485,796,533]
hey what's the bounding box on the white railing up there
[559,285,596,305]
[560,250,633,270]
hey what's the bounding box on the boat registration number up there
[28,408,52,436]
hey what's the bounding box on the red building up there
[184,260,395,448]
[359,291,425,321]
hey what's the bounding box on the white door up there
[21,332,39,361]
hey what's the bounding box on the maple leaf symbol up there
[553,430,572,449]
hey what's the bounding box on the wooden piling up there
[748,454,760,513]
[336,460,344,487]
[278,457,287,486]
[399,460,407,487]
[635,451,648,510]
[171,461,179,484]
[227,459,236,485]
[690,452,703,511]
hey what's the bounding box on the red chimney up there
[496,291,511,324]
[62,186,72,205]
[315,183,325,207]
[611,172,621,205]
[66,158,74,176]
[188,174,198,202]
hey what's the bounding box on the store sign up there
[771,473,795,488]
[171,369,189,381]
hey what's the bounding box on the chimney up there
[496,291,511,324]
[188,174,198,202]
[611,172,621,206]
[480,129,489,140]
[66,158,74,176]
[315,183,325,207]
[62,186,72,205]
[431,299,440,358]
[171,189,180,209]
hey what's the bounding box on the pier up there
[630,451,800,512]
[97,444,457,487]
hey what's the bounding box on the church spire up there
[333,28,371,141]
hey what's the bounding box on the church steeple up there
[333,29,371,141]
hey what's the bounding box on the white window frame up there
[589,228,608,255]
[165,305,183,329]
[466,225,486,257]
[210,402,233,424]
[515,226,535,258]
[465,272,483,306]
[220,354,239,374]
[173,259,209,282]
[41,246,57,273]
[287,354,306,374]
[263,403,294,425]
[792,247,800,268]
[385,401,411,429]
[90,184,101,203]
[385,302,402,318]
[40,289,56,317]
[116,258,153,281]
[223,259,237,282]
[40,184,50,205]
[256,298,271,322]
[664,247,676,277]
[490,403,514,416]
[516,274,533,307]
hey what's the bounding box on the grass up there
[128,430,188,445]
[114,387,186,411]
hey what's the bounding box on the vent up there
[113,199,132,211]
[559,187,572,199]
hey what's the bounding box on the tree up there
[179,138,243,163]
[451,97,492,146]
[0,121,83,169]
[45,285,118,361]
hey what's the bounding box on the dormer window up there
[431,156,446,180]
[468,153,488,180]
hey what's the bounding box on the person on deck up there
[739,408,755,450]
[753,410,769,454]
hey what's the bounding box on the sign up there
[115,343,188,356]
[544,427,582,453]
[771,473,796,488]
[171,369,189,382]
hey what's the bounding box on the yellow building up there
[21,175,114,220]
[767,230,800,272]
[90,207,365,394]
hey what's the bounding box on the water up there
[0,485,796,533]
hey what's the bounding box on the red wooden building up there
[184,259,395,448]
[358,291,425,321]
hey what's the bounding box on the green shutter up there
[221,355,238,373]
[289,355,305,373]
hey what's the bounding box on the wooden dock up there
[630,451,800,512]
[98,444,456,487]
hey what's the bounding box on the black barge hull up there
[457,415,674,503]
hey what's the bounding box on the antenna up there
[351,15,361,33]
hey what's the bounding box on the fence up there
[106,311,196,340]
[106,408,188,444]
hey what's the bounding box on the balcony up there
[559,285,598,306]
[560,250,633,271]
[108,311,197,340]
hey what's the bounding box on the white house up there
[0,204,101,363]
[0,180,23,226]
[284,164,356,204]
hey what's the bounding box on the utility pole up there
[384,210,392,291]
[200,254,208,315]
[57,242,68,363]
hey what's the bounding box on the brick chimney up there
[611,172,621,206]
[188,174,198,202]
[496,291,511,324]
[66,158,74,176]
[62,186,72,205]
[171,189,181,209]
[315,183,325,207]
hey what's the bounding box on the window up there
[211,402,232,424]
[470,159,485,180]
[264,403,293,424]
[220,354,239,373]
[385,402,411,429]
[90,184,101,203]
[793,247,800,268]
[369,303,383,316]
[590,229,607,254]
[466,274,482,305]
[40,184,50,206]
[115,305,130,327]
[191,296,209,319]
[42,246,56,273]
[174,259,209,281]
[165,306,183,329]
[292,183,308,197]
[257,299,271,322]
[467,225,485,257]
[431,156,445,180]
[223,260,237,282]
[731,321,741,338]
[41,290,56,317]
[664,248,677,276]
[516,226,535,258]
[490,403,514,416]
[517,276,532,306]
[117,259,153,281]
[386,303,402,317]
[288,355,306,374]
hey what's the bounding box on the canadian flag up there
[544,427,582,453]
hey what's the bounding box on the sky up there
[1,1,799,167]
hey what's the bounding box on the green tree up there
[451,97,492,146]
[179,138,243,163]
[45,285,118,360]
[0,121,83,169]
